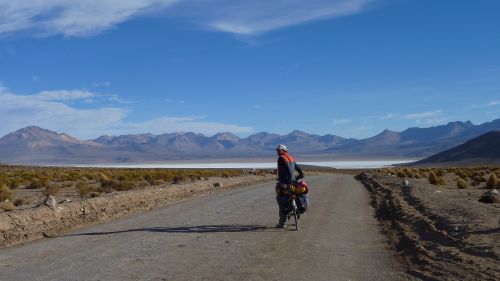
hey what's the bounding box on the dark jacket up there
[277,152,304,184]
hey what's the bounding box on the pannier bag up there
[293,181,309,194]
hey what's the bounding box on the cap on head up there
[276,144,287,152]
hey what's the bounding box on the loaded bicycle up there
[281,181,309,231]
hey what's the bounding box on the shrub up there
[172,175,188,184]
[114,180,135,191]
[0,184,12,201]
[27,180,44,189]
[486,174,499,189]
[76,182,92,197]
[396,170,406,178]
[13,199,24,207]
[90,192,100,198]
[456,178,468,189]
[44,184,60,196]
[0,201,15,211]
[99,179,119,193]
[429,171,445,185]
[435,169,445,177]
[98,179,135,192]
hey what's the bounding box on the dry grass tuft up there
[0,200,15,211]
[456,178,468,189]
[44,184,60,196]
[0,184,12,201]
[429,171,445,185]
[486,174,499,189]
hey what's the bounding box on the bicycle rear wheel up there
[293,208,299,231]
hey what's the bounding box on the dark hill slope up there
[414,131,500,165]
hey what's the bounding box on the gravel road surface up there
[0,174,416,281]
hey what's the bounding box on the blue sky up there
[0,0,499,139]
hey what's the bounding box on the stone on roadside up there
[402,179,410,188]
[478,189,499,204]
[213,182,223,188]
[44,195,56,208]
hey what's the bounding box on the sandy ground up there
[357,172,500,281]
[0,174,415,281]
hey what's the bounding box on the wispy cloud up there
[164,98,186,104]
[0,0,178,37]
[468,100,500,109]
[0,0,375,38]
[414,117,449,125]
[92,81,112,87]
[403,110,442,120]
[370,110,449,126]
[194,0,375,35]
[0,85,253,139]
[376,110,443,121]
[381,113,399,120]
[354,126,370,131]
[117,116,254,136]
[332,118,350,125]
[35,90,95,101]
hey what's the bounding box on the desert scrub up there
[456,178,468,189]
[429,171,445,185]
[0,201,15,211]
[44,184,60,196]
[13,198,24,207]
[27,179,48,189]
[455,168,471,180]
[76,182,93,197]
[486,174,499,189]
[396,170,406,178]
[99,179,136,192]
[434,169,445,177]
[0,184,12,201]
[114,180,135,191]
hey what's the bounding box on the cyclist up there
[275,144,305,228]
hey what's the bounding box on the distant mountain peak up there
[212,132,240,141]
[0,126,100,149]
[288,130,309,136]
[381,129,397,134]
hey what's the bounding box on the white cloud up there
[0,0,178,37]
[0,85,253,139]
[367,111,443,122]
[0,0,374,37]
[93,81,112,87]
[415,117,449,125]
[193,0,375,35]
[469,100,500,109]
[116,116,254,136]
[35,90,95,101]
[381,113,399,120]
[332,118,350,125]
[380,110,448,125]
[403,110,442,120]
[354,126,370,131]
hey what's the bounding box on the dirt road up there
[0,175,416,281]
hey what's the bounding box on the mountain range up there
[413,130,500,166]
[0,118,499,164]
